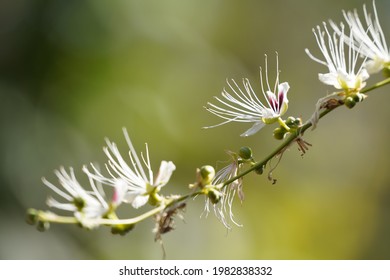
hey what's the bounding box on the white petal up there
[359,68,370,82]
[278,82,290,97]
[131,195,149,209]
[240,122,266,137]
[318,73,341,88]
[364,58,384,74]
[154,161,176,187]
[74,212,101,229]
[83,204,107,219]
[111,179,129,207]
[278,82,290,115]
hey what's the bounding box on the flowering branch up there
[221,75,390,188]
[26,1,390,250]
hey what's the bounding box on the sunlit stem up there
[38,204,167,226]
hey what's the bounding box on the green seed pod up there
[383,65,390,78]
[26,208,39,225]
[255,165,264,175]
[293,118,302,126]
[207,188,222,204]
[200,165,215,185]
[352,93,365,103]
[273,127,286,140]
[285,116,296,126]
[111,223,135,236]
[344,96,356,109]
[37,220,50,232]
[238,146,253,160]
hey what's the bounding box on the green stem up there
[39,204,166,226]
[35,77,390,227]
[221,77,390,188]
[361,77,390,93]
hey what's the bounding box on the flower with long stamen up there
[83,128,176,209]
[203,151,245,229]
[204,54,290,137]
[305,22,369,92]
[43,167,118,229]
[329,1,390,74]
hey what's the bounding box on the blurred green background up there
[1,0,390,259]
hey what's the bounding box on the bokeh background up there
[1,0,390,259]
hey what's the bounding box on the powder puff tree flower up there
[204,54,290,137]
[329,1,390,74]
[83,128,176,209]
[305,23,369,93]
[42,167,122,229]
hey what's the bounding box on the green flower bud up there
[285,116,302,129]
[199,165,215,186]
[238,146,253,160]
[273,127,286,140]
[255,164,264,175]
[26,208,39,225]
[383,64,390,78]
[293,118,302,126]
[207,188,222,204]
[37,220,50,232]
[352,93,365,103]
[285,116,296,126]
[111,223,135,236]
[344,96,356,109]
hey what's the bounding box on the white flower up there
[204,152,244,229]
[43,167,113,229]
[305,23,369,91]
[204,54,290,137]
[83,128,176,209]
[329,1,389,74]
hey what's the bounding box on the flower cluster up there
[330,1,390,75]
[83,129,175,209]
[27,1,390,238]
[28,128,176,233]
[202,0,389,225]
[306,1,389,107]
[305,23,369,93]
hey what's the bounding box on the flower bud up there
[37,220,50,232]
[344,96,356,109]
[111,223,135,236]
[207,188,222,204]
[238,146,253,160]
[255,164,264,175]
[199,165,215,186]
[285,116,296,126]
[352,93,365,103]
[285,116,301,129]
[273,127,286,140]
[383,64,390,78]
[26,208,39,225]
